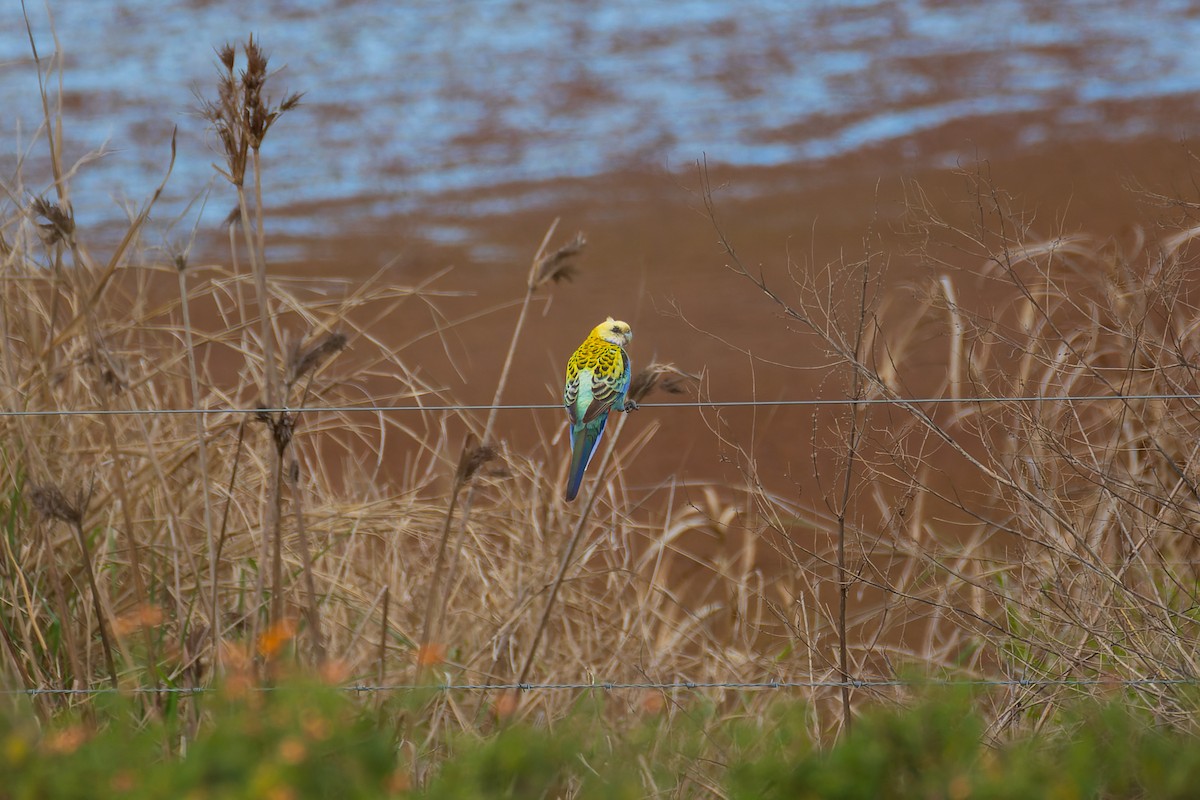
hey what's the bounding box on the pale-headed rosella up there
[562,317,636,501]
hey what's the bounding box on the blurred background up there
[5,0,1200,490]
[6,2,1200,236]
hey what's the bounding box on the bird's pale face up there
[594,317,633,347]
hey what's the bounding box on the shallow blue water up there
[3,0,1199,242]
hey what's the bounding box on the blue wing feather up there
[565,414,609,501]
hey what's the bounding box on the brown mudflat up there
[248,106,1200,504]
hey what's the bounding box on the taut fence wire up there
[0,392,1198,417]
[9,677,1197,697]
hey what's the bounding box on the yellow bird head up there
[593,316,633,347]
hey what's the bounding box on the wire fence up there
[9,393,1198,700]
[9,676,1197,697]
[2,392,1199,417]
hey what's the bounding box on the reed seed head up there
[216,43,236,73]
[31,197,75,246]
[628,362,698,404]
[197,36,302,186]
[29,484,84,526]
[532,232,586,289]
[287,331,348,388]
[455,434,499,485]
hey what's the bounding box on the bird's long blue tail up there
[564,416,608,502]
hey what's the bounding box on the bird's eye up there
[611,325,620,332]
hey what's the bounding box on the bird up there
[562,316,636,502]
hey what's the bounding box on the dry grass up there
[690,159,1200,738]
[3,20,1200,762]
[0,27,781,737]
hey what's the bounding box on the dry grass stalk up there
[513,363,689,704]
[417,433,496,679]
[287,456,325,664]
[199,35,301,641]
[176,256,221,667]
[421,221,583,659]
[378,585,390,687]
[29,483,117,688]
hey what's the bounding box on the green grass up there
[3,680,1200,798]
